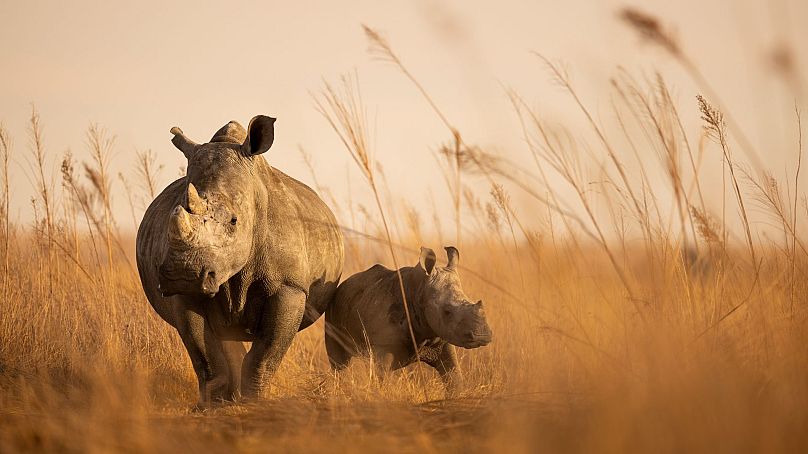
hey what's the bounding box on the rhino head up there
[417,246,493,349]
[157,115,276,297]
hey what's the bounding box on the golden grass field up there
[2,11,808,453]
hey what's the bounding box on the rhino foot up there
[190,402,210,413]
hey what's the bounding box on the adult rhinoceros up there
[136,115,344,406]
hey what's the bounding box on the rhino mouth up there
[157,266,221,298]
[458,330,493,349]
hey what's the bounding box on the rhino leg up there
[324,323,354,371]
[372,351,395,384]
[222,340,247,400]
[176,306,239,407]
[241,285,306,399]
[423,343,459,394]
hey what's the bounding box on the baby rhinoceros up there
[325,246,492,390]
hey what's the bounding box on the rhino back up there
[327,264,426,351]
[263,163,344,282]
[253,161,344,324]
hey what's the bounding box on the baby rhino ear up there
[419,247,437,275]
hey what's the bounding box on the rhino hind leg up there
[299,278,337,331]
[241,285,306,399]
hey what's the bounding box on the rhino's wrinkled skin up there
[325,247,492,390]
[136,116,344,406]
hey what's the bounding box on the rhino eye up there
[230,216,238,226]
[443,308,453,318]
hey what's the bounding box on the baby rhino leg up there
[372,351,395,383]
[423,343,459,394]
[325,328,354,371]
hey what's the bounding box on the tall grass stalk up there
[0,124,11,296]
[135,149,162,202]
[61,151,103,274]
[27,107,55,296]
[363,25,464,248]
[86,124,115,276]
[697,95,757,270]
[314,74,422,367]
[118,172,138,232]
[791,106,803,312]
[620,8,766,172]
[509,66,643,317]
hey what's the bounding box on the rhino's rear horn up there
[169,205,193,241]
[170,126,199,159]
[186,183,207,215]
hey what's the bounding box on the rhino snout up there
[157,262,221,298]
[461,327,493,349]
[200,269,218,296]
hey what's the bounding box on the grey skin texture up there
[136,116,344,406]
[325,246,492,390]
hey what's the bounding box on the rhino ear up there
[170,127,199,159]
[242,115,276,156]
[444,246,459,270]
[418,247,437,275]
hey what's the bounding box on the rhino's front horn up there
[186,183,207,215]
[169,205,193,241]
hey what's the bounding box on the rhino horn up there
[444,246,459,270]
[186,183,207,215]
[170,126,199,158]
[169,205,193,241]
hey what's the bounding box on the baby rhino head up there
[417,246,493,349]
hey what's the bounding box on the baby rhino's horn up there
[445,246,459,270]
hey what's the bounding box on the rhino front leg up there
[372,351,394,384]
[222,340,247,400]
[176,306,237,408]
[425,343,459,395]
[241,285,306,399]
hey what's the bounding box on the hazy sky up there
[1,0,805,237]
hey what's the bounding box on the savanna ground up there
[2,10,808,453]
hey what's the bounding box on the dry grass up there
[2,12,808,454]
